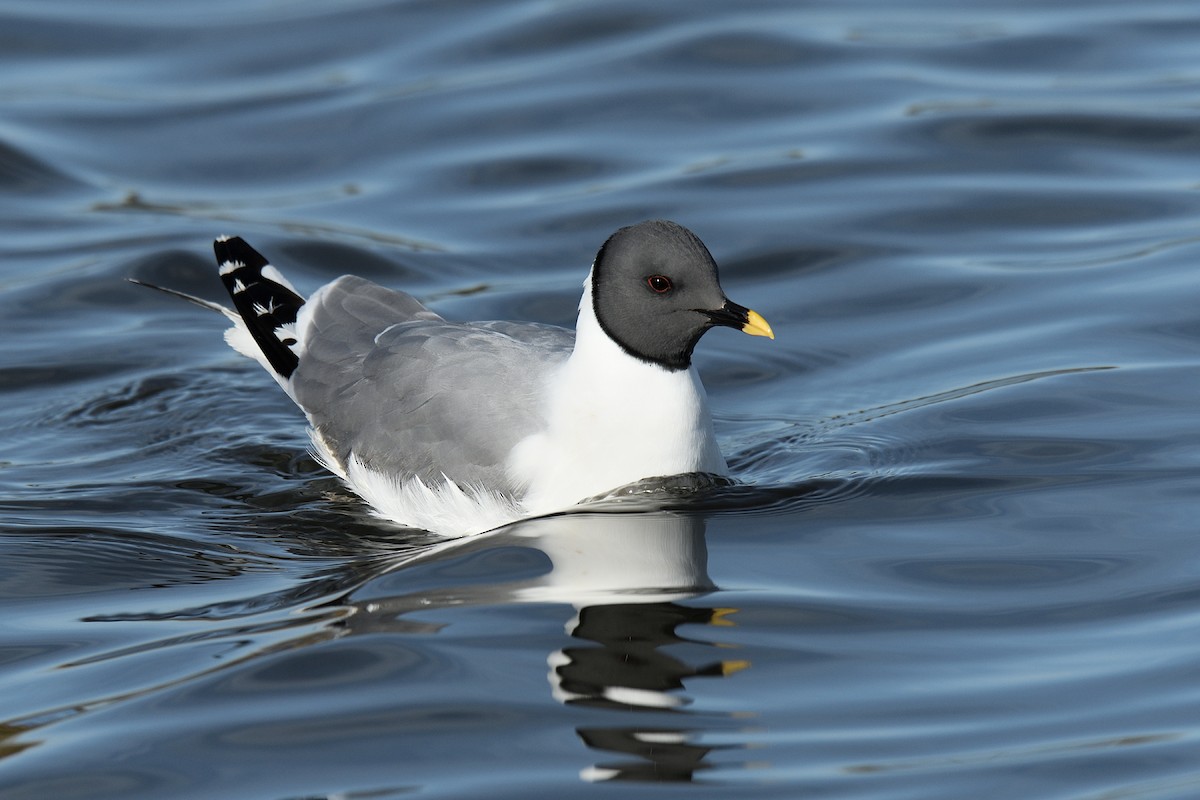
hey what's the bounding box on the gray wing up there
[291,276,574,494]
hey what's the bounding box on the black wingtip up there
[214,236,268,271]
[214,236,305,379]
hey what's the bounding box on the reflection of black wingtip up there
[577,726,717,783]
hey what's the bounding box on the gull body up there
[144,220,772,536]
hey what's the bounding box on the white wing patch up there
[218,259,244,276]
[261,264,299,294]
[223,321,296,397]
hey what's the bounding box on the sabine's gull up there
[135,220,773,535]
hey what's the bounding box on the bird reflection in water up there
[341,505,751,783]
[556,600,749,783]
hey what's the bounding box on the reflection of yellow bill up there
[722,659,752,676]
[711,607,740,626]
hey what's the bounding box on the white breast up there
[510,277,727,516]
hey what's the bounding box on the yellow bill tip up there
[741,309,775,340]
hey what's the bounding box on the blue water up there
[3,1,1200,797]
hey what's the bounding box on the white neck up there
[509,271,727,515]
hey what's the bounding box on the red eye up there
[647,275,672,293]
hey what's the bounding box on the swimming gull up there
[137,220,773,535]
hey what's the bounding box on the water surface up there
[3,1,1200,797]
